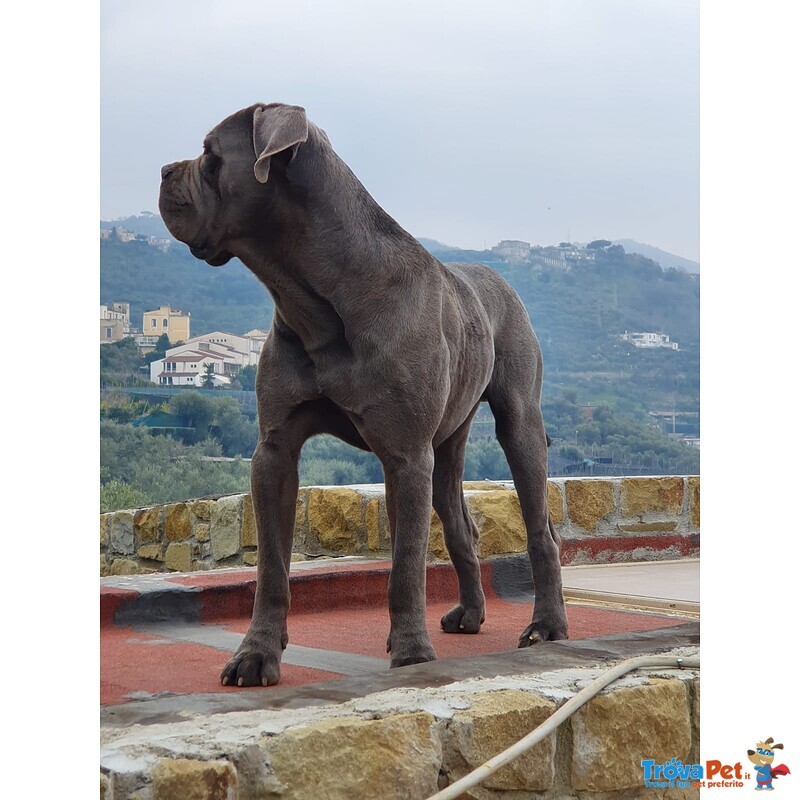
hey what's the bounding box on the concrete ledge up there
[100,476,700,575]
[100,626,700,799]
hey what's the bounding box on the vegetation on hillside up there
[100,227,700,511]
[100,391,698,511]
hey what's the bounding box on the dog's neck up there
[233,126,443,359]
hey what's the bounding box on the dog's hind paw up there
[440,604,485,634]
[517,620,568,648]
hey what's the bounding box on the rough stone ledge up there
[101,655,699,799]
[101,626,699,799]
[101,476,700,576]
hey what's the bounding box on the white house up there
[619,331,679,350]
[149,330,267,387]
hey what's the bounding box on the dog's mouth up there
[189,243,234,267]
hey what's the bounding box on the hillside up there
[101,211,172,238]
[612,239,700,274]
[101,225,699,421]
[100,237,274,335]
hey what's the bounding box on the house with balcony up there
[148,331,266,387]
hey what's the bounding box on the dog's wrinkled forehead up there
[204,105,259,156]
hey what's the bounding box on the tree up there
[586,239,612,250]
[100,480,148,512]
[606,244,625,261]
[100,337,140,374]
[213,398,258,456]
[170,393,216,440]
[201,363,216,388]
[238,364,258,391]
[144,333,173,365]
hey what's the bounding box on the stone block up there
[151,758,238,800]
[447,690,556,792]
[190,499,212,522]
[547,481,565,525]
[138,543,163,562]
[165,542,192,573]
[690,678,700,764]
[617,521,678,533]
[565,480,615,533]
[100,515,110,546]
[307,488,364,552]
[134,505,163,544]
[621,477,685,517]
[570,678,691,791]
[293,487,310,548]
[463,481,507,491]
[110,512,135,555]
[195,523,210,543]
[265,712,440,800]
[100,773,108,800]
[243,551,258,566]
[365,498,381,551]
[468,490,527,557]
[210,495,242,562]
[109,558,145,576]
[688,476,700,528]
[165,502,192,542]
[100,554,109,577]
[241,494,256,548]
[428,508,447,559]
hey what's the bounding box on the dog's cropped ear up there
[253,104,308,184]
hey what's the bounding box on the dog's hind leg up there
[434,413,486,634]
[487,352,568,646]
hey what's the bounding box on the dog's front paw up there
[221,635,284,687]
[440,604,485,634]
[386,632,437,668]
[517,618,568,648]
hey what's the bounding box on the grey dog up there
[159,103,568,687]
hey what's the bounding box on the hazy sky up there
[101,0,699,260]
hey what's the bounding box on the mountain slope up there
[613,239,699,273]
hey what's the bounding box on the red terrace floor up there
[101,559,692,707]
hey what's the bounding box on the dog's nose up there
[161,164,176,180]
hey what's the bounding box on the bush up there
[100,480,148,512]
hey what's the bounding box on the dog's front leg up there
[221,437,300,687]
[383,448,438,667]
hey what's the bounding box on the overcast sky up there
[101,0,699,260]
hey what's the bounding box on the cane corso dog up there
[159,103,568,687]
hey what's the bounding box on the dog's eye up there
[200,152,221,179]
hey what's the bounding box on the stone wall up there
[100,476,699,576]
[100,654,700,799]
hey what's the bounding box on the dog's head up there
[158,103,309,266]
[747,738,783,766]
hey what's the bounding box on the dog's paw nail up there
[262,677,269,686]
[222,676,229,686]
[237,677,244,687]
